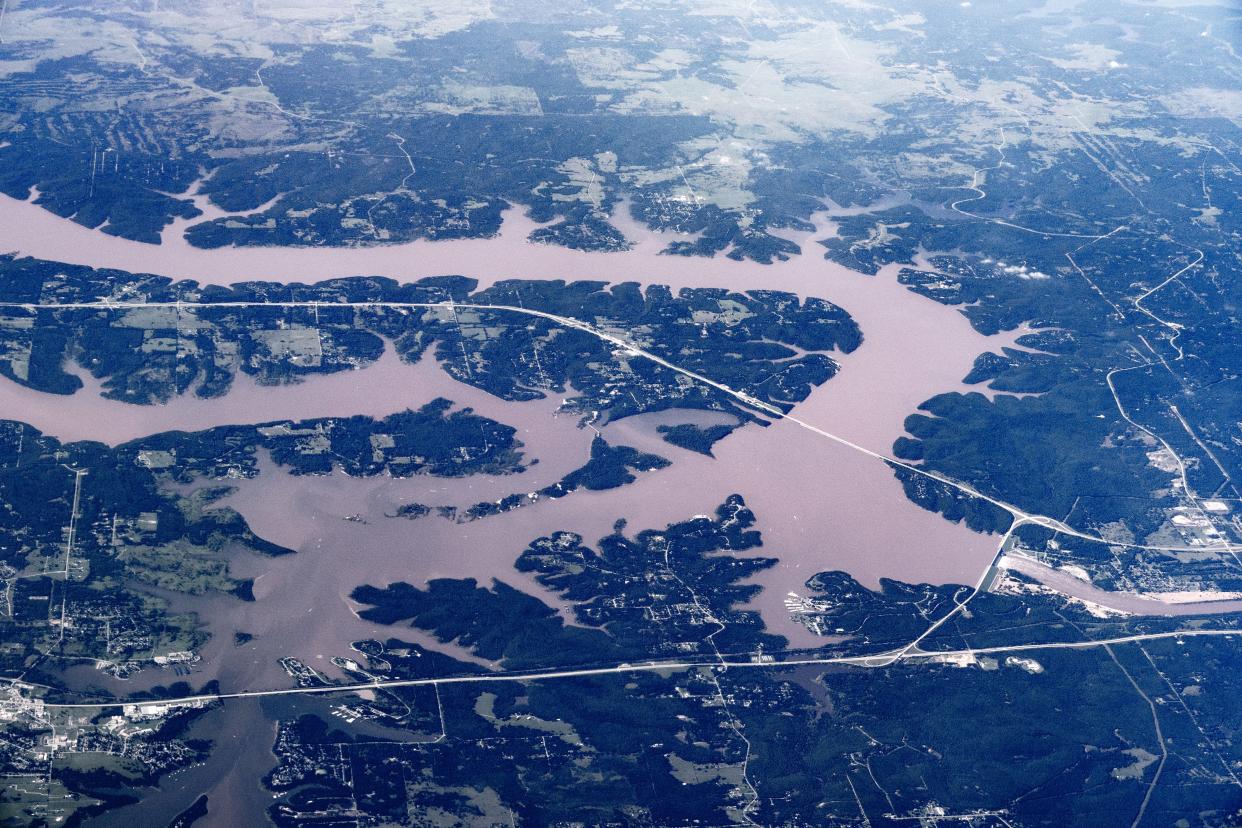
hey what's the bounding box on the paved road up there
[27,627,1239,711]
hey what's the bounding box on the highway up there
[31,627,1240,711]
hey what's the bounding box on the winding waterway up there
[1,191,1185,629]
[0,192,1193,826]
[7,190,1217,639]
[0,191,1023,641]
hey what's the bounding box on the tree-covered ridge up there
[514,496,782,656]
[446,436,670,523]
[352,496,782,668]
[0,256,859,423]
[140,398,527,480]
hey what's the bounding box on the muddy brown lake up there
[0,193,1194,828]
[0,193,1025,653]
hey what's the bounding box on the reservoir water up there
[0,192,1216,828]
[0,193,1022,645]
